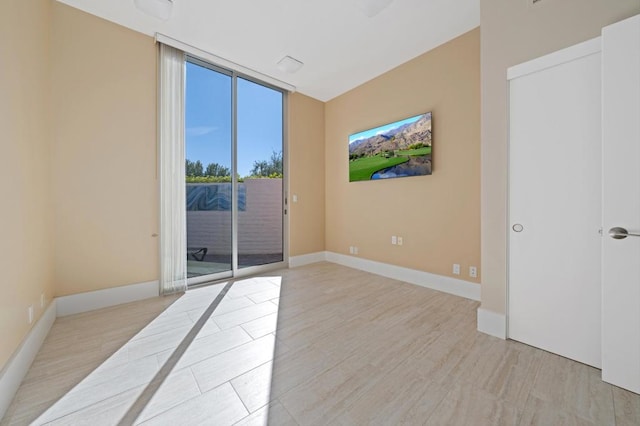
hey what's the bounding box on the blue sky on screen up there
[185,62,283,177]
[348,113,425,145]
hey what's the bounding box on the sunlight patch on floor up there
[32,276,282,425]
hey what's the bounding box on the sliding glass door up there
[185,60,233,281]
[237,78,284,269]
[185,59,286,284]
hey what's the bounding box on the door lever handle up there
[609,227,640,239]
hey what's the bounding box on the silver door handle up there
[609,227,640,239]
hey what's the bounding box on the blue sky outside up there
[348,113,425,145]
[237,77,283,177]
[185,61,283,177]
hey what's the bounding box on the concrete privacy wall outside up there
[187,179,284,255]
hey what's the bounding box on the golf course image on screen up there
[348,112,432,182]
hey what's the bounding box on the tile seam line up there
[31,384,146,425]
[191,336,278,392]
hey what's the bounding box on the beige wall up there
[325,29,481,283]
[0,0,54,370]
[288,93,326,256]
[480,0,640,314]
[51,3,158,296]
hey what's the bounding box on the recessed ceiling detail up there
[57,0,480,101]
[277,56,304,74]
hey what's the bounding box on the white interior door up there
[508,39,602,368]
[601,14,640,394]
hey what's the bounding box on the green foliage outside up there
[185,150,283,183]
[186,175,235,183]
[205,162,230,177]
[349,155,408,182]
[186,159,230,178]
[248,151,283,178]
[185,159,205,177]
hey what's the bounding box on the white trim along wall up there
[290,251,480,301]
[477,308,507,339]
[0,301,57,419]
[56,280,160,317]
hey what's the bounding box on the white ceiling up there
[57,0,479,101]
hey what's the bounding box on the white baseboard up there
[56,280,159,317]
[288,251,328,268]
[325,252,480,301]
[477,307,507,339]
[0,300,57,420]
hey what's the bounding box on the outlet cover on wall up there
[397,236,403,246]
[391,236,397,245]
[453,264,461,275]
[469,266,478,278]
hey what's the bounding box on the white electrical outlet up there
[397,236,403,246]
[469,266,478,278]
[292,194,298,203]
[453,264,461,275]
[354,247,359,255]
[40,293,45,308]
[391,236,397,245]
[349,246,354,254]
[28,305,34,324]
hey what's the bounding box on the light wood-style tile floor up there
[2,262,639,425]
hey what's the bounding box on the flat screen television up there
[348,112,432,182]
